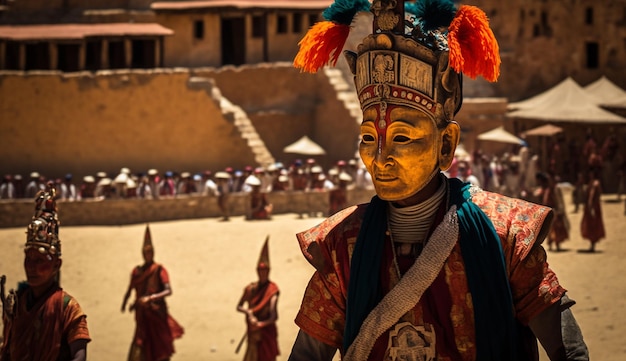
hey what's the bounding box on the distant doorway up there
[108,40,126,69]
[25,42,50,70]
[221,17,245,66]
[57,43,80,72]
[131,39,156,69]
[85,40,102,71]
[5,41,20,70]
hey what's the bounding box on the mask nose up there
[374,137,392,168]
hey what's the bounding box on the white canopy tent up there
[283,135,326,155]
[477,126,525,145]
[584,76,626,109]
[507,77,626,124]
[520,124,564,137]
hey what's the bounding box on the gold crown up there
[25,183,61,256]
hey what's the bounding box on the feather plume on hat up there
[294,0,371,73]
[294,0,501,83]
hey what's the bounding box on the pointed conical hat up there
[143,224,153,250]
[257,235,270,270]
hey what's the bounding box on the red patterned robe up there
[128,263,184,361]
[294,188,565,360]
[1,284,90,361]
[241,281,280,361]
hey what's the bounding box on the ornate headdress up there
[257,235,270,270]
[25,181,61,256]
[294,0,500,125]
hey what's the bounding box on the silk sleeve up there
[472,190,566,325]
[293,206,363,349]
[64,296,91,344]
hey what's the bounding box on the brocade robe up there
[294,185,565,360]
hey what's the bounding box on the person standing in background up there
[534,172,569,252]
[581,169,605,252]
[236,237,280,361]
[121,225,184,361]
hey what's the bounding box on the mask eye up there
[361,134,376,143]
[393,135,410,143]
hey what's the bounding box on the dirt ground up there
[0,189,624,361]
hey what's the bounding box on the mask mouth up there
[374,172,398,182]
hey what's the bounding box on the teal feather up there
[323,0,371,25]
[407,0,457,31]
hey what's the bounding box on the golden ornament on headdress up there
[25,182,61,256]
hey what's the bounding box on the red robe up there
[128,263,184,361]
[581,179,605,244]
[242,281,280,361]
[1,284,90,361]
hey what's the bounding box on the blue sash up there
[343,177,516,360]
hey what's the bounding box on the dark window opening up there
[57,43,80,72]
[586,42,599,69]
[85,40,102,71]
[221,17,246,66]
[277,14,288,34]
[540,11,552,36]
[308,13,319,27]
[194,20,204,40]
[585,7,594,25]
[533,24,541,37]
[108,40,126,69]
[293,13,303,33]
[131,39,155,69]
[541,11,548,26]
[520,9,525,21]
[25,42,49,70]
[252,15,265,38]
[5,41,20,70]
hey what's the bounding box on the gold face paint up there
[359,104,444,203]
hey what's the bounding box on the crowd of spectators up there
[0,158,374,204]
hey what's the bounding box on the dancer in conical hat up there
[1,181,91,361]
[121,225,184,361]
[236,235,280,361]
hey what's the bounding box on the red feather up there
[448,5,501,82]
[294,21,351,73]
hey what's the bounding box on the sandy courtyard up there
[1,192,625,360]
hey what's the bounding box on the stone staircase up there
[187,76,275,167]
[324,67,362,125]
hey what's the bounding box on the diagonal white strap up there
[344,205,459,361]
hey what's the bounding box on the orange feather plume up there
[294,21,351,73]
[447,5,501,82]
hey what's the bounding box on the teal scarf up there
[343,178,516,360]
